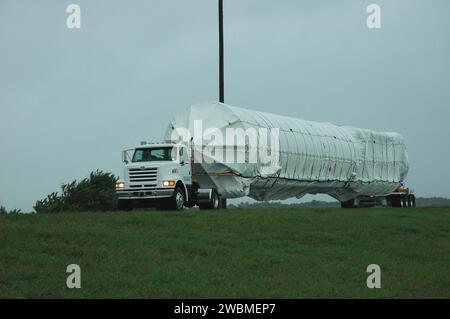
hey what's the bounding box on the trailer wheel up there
[407,195,412,207]
[341,199,356,208]
[388,195,402,208]
[402,195,407,208]
[199,189,220,210]
[118,199,133,211]
[408,194,416,208]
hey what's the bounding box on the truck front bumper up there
[117,188,174,200]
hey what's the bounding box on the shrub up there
[33,192,66,214]
[34,170,118,213]
[0,206,22,214]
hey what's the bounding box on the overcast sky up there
[1,0,449,211]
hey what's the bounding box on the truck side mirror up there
[122,150,129,164]
[179,147,185,165]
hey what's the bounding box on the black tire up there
[407,195,412,207]
[220,198,227,209]
[408,194,416,208]
[402,195,407,208]
[341,199,356,208]
[167,186,186,211]
[388,195,402,208]
[199,189,220,210]
[118,199,133,211]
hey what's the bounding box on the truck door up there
[178,146,192,185]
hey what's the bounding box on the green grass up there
[0,208,449,298]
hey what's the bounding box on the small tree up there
[34,170,118,213]
[33,192,66,214]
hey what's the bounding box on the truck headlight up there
[115,182,125,189]
[162,180,175,187]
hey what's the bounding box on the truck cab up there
[116,142,220,211]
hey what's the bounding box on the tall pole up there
[218,0,224,103]
[218,0,227,209]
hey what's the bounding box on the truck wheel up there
[118,199,133,211]
[199,189,220,210]
[169,186,185,211]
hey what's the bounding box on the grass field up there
[0,208,449,298]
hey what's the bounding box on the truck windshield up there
[132,147,173,162]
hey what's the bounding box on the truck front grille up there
[128,167,158,186]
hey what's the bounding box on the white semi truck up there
[116,141,223,211]
[116,102,415,210]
